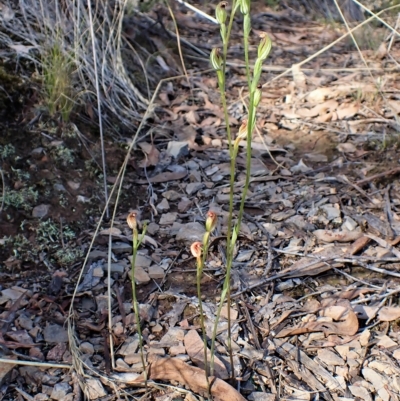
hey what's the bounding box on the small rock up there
[86,379,106,400]
[92,266,104,277]
[112,242,131,254]
[163,190,181,201]
[159,212,177,225]
[17,314,33,330]
[113,322,124,336]
[139,304,155,322]
[110,263,125,274]
[161,328,185,344]
[148,347,165,356]
[128,266,150,284]
[271,210,296,221]
[146,222,159,235]
[248,392,276,401]
[43,324,68,343]
[320,204,340,220]
[175,222,205,245]
[124,352,145,365]
[186,182,204,195]
[177,198,192,213]
[67,181,80,190]
[169,343,186,356]
[50,382,71,400]
[151,323,163,334]
[317,349,345,366]
[54,183,66,191]
[80,342,94,355]
[116,358,130,370]
[157,198,170,212]
[0,358,15,386]
[29,347,44,361]
[148,265,164,279]
[47,343,67,361]
[32,204,50,218]
[33,394,49,401]
[119,335,139,356]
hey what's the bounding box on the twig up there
[356,167,400,185]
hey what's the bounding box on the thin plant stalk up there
[209,0,271,380]
[191,241,211,397]
[191,211,218,398]
[127,212,147,387]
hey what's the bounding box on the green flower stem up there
[196,252,211,397]
[130,226,147,387]
[243,14,251,89]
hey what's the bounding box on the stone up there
[156,198,170,212]
[148,347,165,356]
[32,204,50,218]
[50,382,71,400]
[112,242,131,254]
[119,335,139,356]
[248,392,276,401]
[116,358,130,370]
[159,212,177,225]
[146,222,159,235]
[175,222,205,245]
[124,352,146,365]
[17,314,33,330]
[47,343,67,361]
[317,349,345,366]
[128,266,150,284]
[186,182,204,195]
[162,190,181,201]
[0,357,15,385]
[43,324,68,343]
[148,265,164,279]
[160,328,185,345]
[169,343,186,356]
[80,342,94,355]
[86,379,106,400]
[151,323,163,334]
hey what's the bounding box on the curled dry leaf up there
[275,301,359,338]
[314,229,363,243]
[131,355,246,401]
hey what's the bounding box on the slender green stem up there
[196,257,211,397]
[130,233,147,387]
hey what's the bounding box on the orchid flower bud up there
[205,211,218,233]
[254,85,262,107]
[240,0,250,15]
[210,48,223,71]
[257,32,272,61]
[215,2,227,25]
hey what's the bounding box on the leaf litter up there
[3,2,400,401]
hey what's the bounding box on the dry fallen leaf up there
[314,230,363,243]
[275,301,359,337]
[132,355,246,401]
